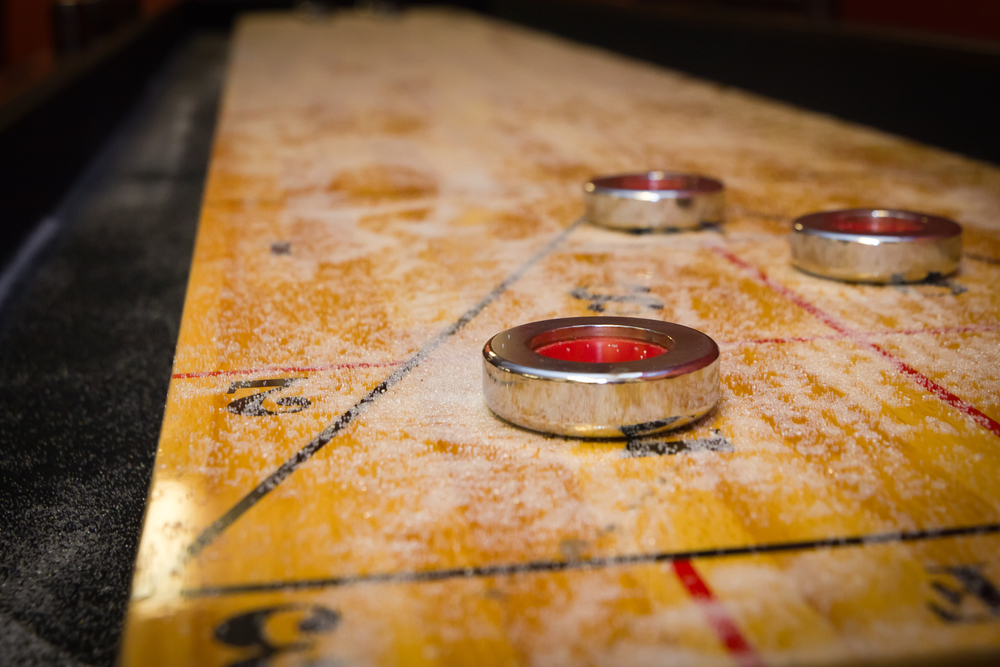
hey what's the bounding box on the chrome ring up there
[584,171,725,231]
[790,208,962,283]
[482,317,720,438]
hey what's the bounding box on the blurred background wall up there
[1,0,185,101]
[838,0,1000,42]
[2,0,997,98]
[0,0,997,274]
[566,0,1000,42]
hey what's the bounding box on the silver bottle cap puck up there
[790,208,962,283]
[584,171,724,231]
[482,317,720,438]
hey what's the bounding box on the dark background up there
[2,0,999,274]
[0,1,998,664]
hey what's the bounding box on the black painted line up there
[180,218,585,564]
[182,522,1000,598]
[966,253,1000,267]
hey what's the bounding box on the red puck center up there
[613,175,691,191]
[591,172,721,195]
[830,213,925,235]
[534,336,669,363]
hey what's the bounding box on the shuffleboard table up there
[119,9,1000,666]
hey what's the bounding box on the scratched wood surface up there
[118,9,1000,667]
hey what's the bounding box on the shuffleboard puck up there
[482,317,720,438]
[790,208,962,283]
[584,172,724,231]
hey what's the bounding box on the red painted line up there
[890,324,1000,337]
[870,343,1000,439]
[714,248,853,337]
[721,324,1000,348]
[673,560,765,667]
[712,246,1000,440]
[171,360,400,380]
[722,334,841,347]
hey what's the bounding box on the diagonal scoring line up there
[712,247,1000,440]
[181,522,1000,598]
[180,217,586,565]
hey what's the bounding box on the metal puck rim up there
[584,171,724,202]
[483,316,719,385]
[793,208,962,244]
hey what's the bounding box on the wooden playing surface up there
[118,9,1000,666]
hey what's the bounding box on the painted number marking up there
[570,285,663,313]
[226,378,312,416]
[625,429,735,457]
[215,604,340,667]
[927,564,1000,623]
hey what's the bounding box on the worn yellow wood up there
[119,9,1000,666]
